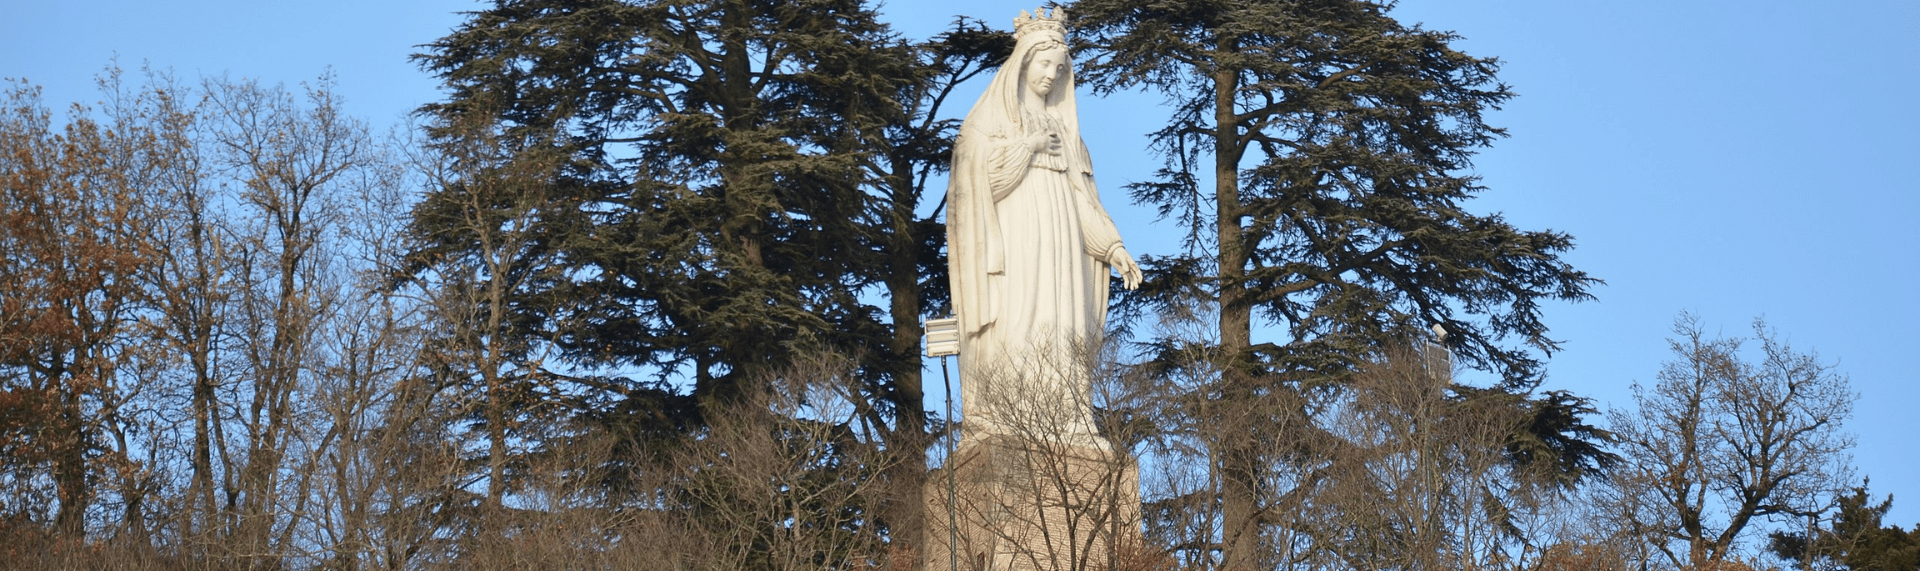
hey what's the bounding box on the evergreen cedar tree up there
[1070,1,1610,569]
[1770,482,1920,571]
[413,0,908,404]
[410,0,1012,556]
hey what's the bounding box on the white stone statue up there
[948,7,1141,445]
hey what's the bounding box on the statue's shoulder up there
[961,111,1019,138]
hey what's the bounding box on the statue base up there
[923,435,1142,571]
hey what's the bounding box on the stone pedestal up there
[923,436,1141,571]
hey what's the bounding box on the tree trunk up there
[485,362,506,512]
[485,264,508,511]
[1212,60,1260,571]
[883,195,928,567]
[190,345,215,540]
[51,356,90,540]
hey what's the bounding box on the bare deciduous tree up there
[197,74,381,568]
[1115,306,1612,571]
[1605,313,1856,570]
[1313,345,1572,571]
[637,357,905,571]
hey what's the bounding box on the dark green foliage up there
[1771,482,1920,571]
[412,0,918,400]
[1073,0,1596,384]
[1504,389,1617,488]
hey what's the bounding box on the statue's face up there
[1026,47,1068,98]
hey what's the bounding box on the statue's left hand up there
[1110,247,1143,290]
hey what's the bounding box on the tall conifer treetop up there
[1073,0,1597,385]
[412,0,917,398]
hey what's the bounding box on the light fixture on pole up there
[925,317,960,358]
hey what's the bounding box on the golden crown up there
[1013,6,1066,41]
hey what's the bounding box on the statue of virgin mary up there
[948,7,1141,442]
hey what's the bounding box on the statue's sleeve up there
[984,136,1034,202]
[1075,139,1125,263]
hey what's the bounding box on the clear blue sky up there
[4,0,1915,527]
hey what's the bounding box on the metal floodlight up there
[925,317,960,357]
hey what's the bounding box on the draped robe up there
[946,33,1128,442]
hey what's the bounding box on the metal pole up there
[942,354,959,571]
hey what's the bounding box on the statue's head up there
[960,7,1080,134]
[1012,7,1071,101]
